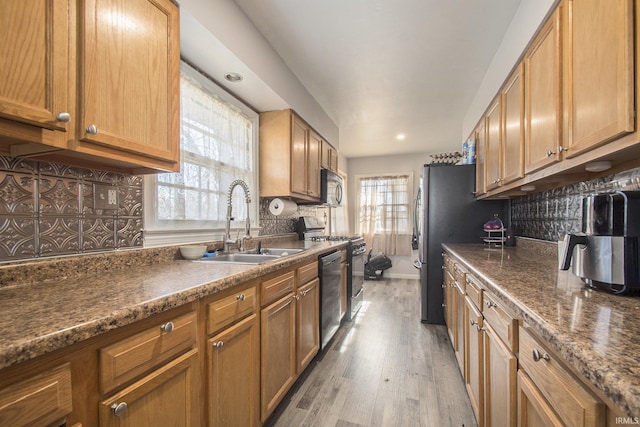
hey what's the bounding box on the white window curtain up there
[330,170,350,235]
[357,173,412,256]
[143,62,258,246]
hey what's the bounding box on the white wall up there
[178,0,339,147]
[462,0,558,139]
[347,153,431,279]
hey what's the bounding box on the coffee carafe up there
[559,191,640,294]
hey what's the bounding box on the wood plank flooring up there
[265,278,478,427]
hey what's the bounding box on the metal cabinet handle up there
[532,348,550,362]
[485,301,497,309]
[160,322,174,333]
[86,124,99,134]
[111,402,128,416]
[557,146,567,154]
[441,303,446,308]
[293,295,300,301]
[236,293,246,301]
[546,149,554,157]
[476,325,485,332]
[56,112,71,123]
[213,341,224,349]
[470,319,477,326]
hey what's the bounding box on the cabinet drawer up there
[262,270,295,306]
[100,311,197,395]
[518,327,605,427]
[465,274,483,309]
[207,285,258,335]
[298,261,318,285]
[0,363,72,426]
[483,292,518,352]
[452,262,466,290]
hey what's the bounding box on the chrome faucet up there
[224,179,251,252]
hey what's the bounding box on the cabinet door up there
[502,64,525,185]
[99,349,200,427]
[78,0,180,168]
[261,292,296,422]
[297,278,319,374]
[565,0,634,157]
[291,116,308,196]
[517,371,563,427]
[455,284,466,372]
[464,297,484,425]
[484,325,516,427]
[444,270,457,348]
[525,8,562,174]
[330,148,339,172]
[208,314,259,427]
[307,131,322,198]
[475,120,487,196]
[485,98,502,192]
[0,0,68,133]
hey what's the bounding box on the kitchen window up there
[144,62,259,246]
[356,173,412,256]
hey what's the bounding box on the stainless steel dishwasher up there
[318,250,342,351]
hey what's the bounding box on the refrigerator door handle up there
[411,187,421,250]
[413,259,421,269]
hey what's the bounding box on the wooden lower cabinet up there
[484,324,517,427]
[99,349,200,427]
[296,278,320,374]
[455,282,466,372]
[464,296,484,425]
[208,314,260,427]
[517,370,564,427]
[261,292,296,422]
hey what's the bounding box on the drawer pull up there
[441,265,446,270]
[236,293,246,301]
[532,348,550,362]
[160,322,174,333]
[213,341,224,349]
[476,325,485,332]
[470,319,477,326]
[441,303,446,308]
[56,112,71,122]
[485,301,497,309]
[111,402,128,416]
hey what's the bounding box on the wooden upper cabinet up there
[291,116,308,196]
[0,1,69,134]
[307,130,321,198]
[475,119,487,196]
[321,139,338,172]
[76,0,180,171]
[564,0,634,158]
[524,8,562,174]
[502,63,525,185]
[0,0,180,174]
[485,97,502,192]
[259,109,323,202]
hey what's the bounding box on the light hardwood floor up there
[265,278,478,427]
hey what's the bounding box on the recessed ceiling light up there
[396,133,406,140]
[224,72,243,82]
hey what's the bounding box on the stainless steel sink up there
[259,248,304,256]
[197,253,282,264]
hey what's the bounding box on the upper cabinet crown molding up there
[0,0,181,174]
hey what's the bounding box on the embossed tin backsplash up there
[511,167,640,241]
[0,155,143,261]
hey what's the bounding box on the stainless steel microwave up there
[321,169,343,207]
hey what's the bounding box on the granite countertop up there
[443,241,640,417]
[0,239,346,371]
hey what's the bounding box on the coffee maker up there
[559,191,640,295]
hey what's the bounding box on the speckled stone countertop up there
[0,238,346,371]
[443,240,640,417]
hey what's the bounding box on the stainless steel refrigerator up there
[413,164,506,324]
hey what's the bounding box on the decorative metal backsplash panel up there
[0,155,143,262]
[511,167,640,241]
[258,198,329,236]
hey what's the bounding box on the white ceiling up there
[185,0,522,159]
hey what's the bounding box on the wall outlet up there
[94,184,119,210]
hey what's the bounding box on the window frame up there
[143,61,260,247]
[355,172,413,236]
